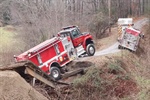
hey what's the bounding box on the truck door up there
[61,36,77,60]
[71,29,83,47]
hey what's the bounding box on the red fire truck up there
[15,26,95,80]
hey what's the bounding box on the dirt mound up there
[0,70,48,100]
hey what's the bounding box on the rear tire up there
[118,45,122,49]
[86,44,95,56]
[50,67,61,80]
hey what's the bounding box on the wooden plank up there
[25,67,55,88]
[61,69,84,79]
[0,62,26,71]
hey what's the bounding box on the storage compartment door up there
[61,36,77,60]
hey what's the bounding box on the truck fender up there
[49,61,61,72]
[49,61,61,80]
[83,36,93,49]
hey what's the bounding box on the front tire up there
[118,45,122,49]
[86,44,95,56]
[50,67,61,80]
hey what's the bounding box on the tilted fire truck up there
[117,18,144,51]
[14,26,95,80]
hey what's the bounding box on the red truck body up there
[16,37,70,74]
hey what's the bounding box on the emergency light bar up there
[62,25,78,30]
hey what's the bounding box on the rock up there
[0,71,48,100]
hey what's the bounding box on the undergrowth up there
[107,59,125,75]
[132,24,150,100]
[63,59,138,100]
[73,67,103,89]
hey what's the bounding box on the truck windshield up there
[71,29,81,38]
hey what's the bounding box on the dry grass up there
[0,26,16,49]
[0,26,22,66]
[133,24,150,100]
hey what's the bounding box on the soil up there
[0,70,48,100]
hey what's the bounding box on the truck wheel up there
[50,67,61,80]
[86,44,95,56]
[118,45,122,49]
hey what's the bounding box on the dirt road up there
[94,18,149,57]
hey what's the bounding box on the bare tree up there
[0,0,149,49]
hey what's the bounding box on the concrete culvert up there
[0,70,48,100]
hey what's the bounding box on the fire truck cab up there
[58,26,95,56]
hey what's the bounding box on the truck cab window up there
[71,30,81,38]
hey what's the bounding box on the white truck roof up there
[118,18,133,25]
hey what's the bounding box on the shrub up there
[73,67,103,89]
[107,59,123,74]
[89,12,109,39]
